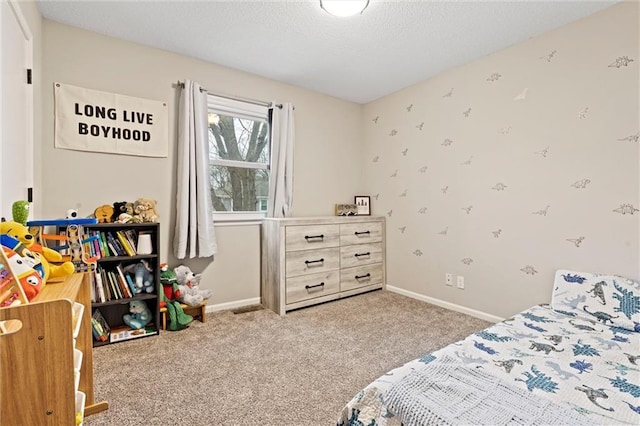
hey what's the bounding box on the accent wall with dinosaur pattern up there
[361,2,639,318]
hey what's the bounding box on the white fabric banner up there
[54,82,168,157]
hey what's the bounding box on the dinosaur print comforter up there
[337,270,640,425]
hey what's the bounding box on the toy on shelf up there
[93,205,114,223]
[111,201,134,223]
[122,300,152,329]
[1,221,75,283]
[27,218,99,274]
[12,200,30,226]
[132,198,159,223]
[0,235,43,300]
[173,265,212,307]
[123,260,154,294]
[0,249,29,307]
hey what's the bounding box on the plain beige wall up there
[362,2,639,318]
[40,20,364,305]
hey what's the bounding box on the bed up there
[337,270,640,425]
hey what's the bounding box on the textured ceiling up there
[36,0,620,104]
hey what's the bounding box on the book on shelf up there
[89,272,97,302]
[115,265,132,298]
[107,270,125,299]
[90,232,101,260]
[105,270,120,300]
[124,229,138,253]
[94,267,106,303]
[91,309,110,342]
[106,232,125,257]
[109,323,157,343]
[116,231,135,256]
[99,232,111,257]
[101,269,112,301]
[123,270,137,296]
[93,230,105,258]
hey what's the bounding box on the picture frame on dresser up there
[354,196,371,216]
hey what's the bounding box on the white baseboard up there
[205,297,261,313]
[386,285,504,323]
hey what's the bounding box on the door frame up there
[0,0,34,220]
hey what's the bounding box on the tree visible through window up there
[207,95,270,217]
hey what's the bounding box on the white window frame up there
[207,95,270,223]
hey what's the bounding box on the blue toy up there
[123,260,154,294]
[123,300,152,329]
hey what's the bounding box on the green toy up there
[12,200,29,226]
[159,263,192,331]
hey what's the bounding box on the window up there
[207,95,271,221]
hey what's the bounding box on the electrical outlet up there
[457,275,465,289]
[445,273,453,286]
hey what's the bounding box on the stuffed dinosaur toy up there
[159,263,192,331]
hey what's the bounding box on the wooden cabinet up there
[261,216,386,315]
[0,273,108,424]
[83,223,160,347]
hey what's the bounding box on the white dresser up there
[261,216,385,315]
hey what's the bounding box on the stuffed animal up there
[159,263,192,331]
[94,205,114,223]
[122,300,152,329]
[0,221,75,283]
[12,200,29,226]
[114,213,133,224]
[173,264,212,307]
[123,260,155,293]
[1,244,43,301]
[111,201,129,223]
[133,198,159,223]
[0,234,44,281]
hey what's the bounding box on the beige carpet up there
[85,290,491,426]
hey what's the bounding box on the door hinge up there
[27,69,32,85]
[28,187,33,202]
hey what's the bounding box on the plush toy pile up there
[0,221,75,301]
[92,198,159,224]
[173,265,212,307]
[159,263,192,331]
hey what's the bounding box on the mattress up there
[337,270,640,426]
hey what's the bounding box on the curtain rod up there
[175,81,283,109]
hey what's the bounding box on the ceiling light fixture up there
[320,0,369,17]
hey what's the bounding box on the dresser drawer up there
[285,247,340,278]
[285,224,340,251]
[340,242,383,269]
[286,270,340,304]
[340,222,383,245]
[341,264,384,291]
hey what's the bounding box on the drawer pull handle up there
[354,231,370,236]
[305,258,325,265]
[355,252,371,258]
[305,234,324,241]
[305,282,325,290]
[355,273,371,280]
